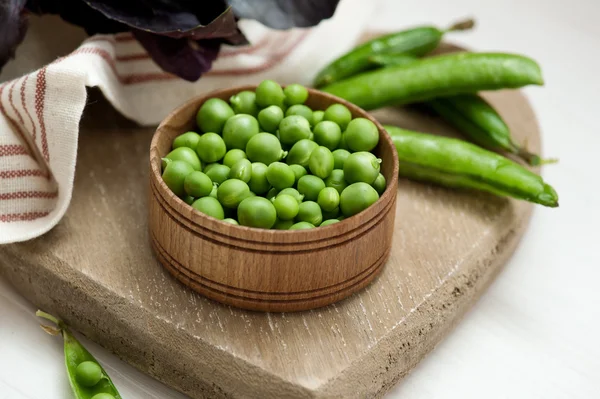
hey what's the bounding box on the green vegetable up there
[322,52,544,110]
[312,110,325,125]
[162,160,194,197]
[197,98,234,133]
[223,218,239,225]
[289,221,315,230]
[205,164,230,185]
[246,132,286,165]
[196,133,226,163]
[273,219,295,230]
[309,146,334,179]
[192,196,225,219]
[222,149,248,168]
[286,104,314,126]
[237,196,277,228]
[229,158,253,183]
[165,147,202,171]
[286,139,318,167]
[289,164,308,183]
[297,175,325,202]
[332,149,351,169]
[373,173,387,195]
[184,171,213,198]
[273,194,300,220]
[343,152,381,184]
[283,84,309,105]
[340,183,380,217]
[277,188,304,204]
[266,162,295,190]
[217,179,251,208]
[172,131,201,150]
[385,125,558,207]
[323,104,352,130]
[230,90,259,116]
[344,118,379,152]
[36,311,122,399]
[278,115,312,146]
[320,219,339,227]
[222,114,260,150]
[427,94,548,166]
[248,162,271,195]
[296,201,323,226]
[257,105,284,133]
[321,207,340,220]
[313,121,342,150]
[313,19,474,87]
[324,169,348,194]
[317,187,340,212]
[256,80,285,108]
[368,53,417,68]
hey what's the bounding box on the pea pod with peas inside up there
[313,19,475,87]
[322,52,544,110]
[36,310,122,399]
[384,125,558,207]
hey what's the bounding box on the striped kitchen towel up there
[0,0,374,244]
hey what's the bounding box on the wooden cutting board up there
[0,78,541,397]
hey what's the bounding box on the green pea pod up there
[384,125,558,207]
[37,310,122,399]
[368,53,418,68]
[322,52,544,111]
[313,19,474,87]
[427,95,549,166]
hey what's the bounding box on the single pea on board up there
[162,79,387,230]
[36,311,122,399]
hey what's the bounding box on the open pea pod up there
[37,311,122,399]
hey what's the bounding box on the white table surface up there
[2,0,599,398]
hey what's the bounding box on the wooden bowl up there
[148,85,399,312]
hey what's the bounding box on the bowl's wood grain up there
[149,86,399,311]
[0,42,542,398]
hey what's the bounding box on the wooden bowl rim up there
[149,85,399,243]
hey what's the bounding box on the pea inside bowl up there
[148,82,398,312]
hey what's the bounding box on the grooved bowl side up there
[149,85,399,311]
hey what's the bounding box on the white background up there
[1,0,599,398]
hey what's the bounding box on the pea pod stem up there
[322,52,544,110]
[313,18,474,87]
[37,310,123,399]
[384,125,558,207]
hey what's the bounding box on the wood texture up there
[149,86,398,312]
[0,47,542,398]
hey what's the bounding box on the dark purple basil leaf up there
[133,30,221,82]
[227,0,340,30]
[0,0,29,69]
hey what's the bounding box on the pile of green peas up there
[161,80,386,230]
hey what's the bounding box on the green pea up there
[373,173,387,195]
[266,187,279,200]
[209,184,218,198]
[289,221,315,230]
[75,361,102,387]
[277,188,304,203]
[256,79,285,108]
[237,196,277,229]
[321,206,339,220]
[323,103,352,130]
[296,201,323,226]
[192,196,225,219]
[338,132,349,150]
[165,147,202,171]
[184,171,213,198]
[286,139,318,167]
[183,195,195,205]
[222,149,247,168]
[266,162,295,190]
[284,84,309,105]
[196,133,226,163]
[332,149,351,169]
[161,157,172,171]
[309,132,314,141]
[246,132,285,165]
[162,160,195,197]
[344,117,379,152]
[340,182,379,217]
[289,164,307,183]
[222,114,260,150]
[205,164,230,185]
[217,179,250,208]
[257,105,284,133]
[223,218,239,225]
[343,151,381,184]
[297,175,325,201]
[91,394,116,399]
[286,105,313,126]
[173,131,201,150]
[312,110,325,125]
[278,115,311,146]
[273,219,295,230]
[196,98,234,134]
[313,121,342,150]
[272,194,300,221]
[203,163,217,173]
[229,158,252,183]
[325,169,348,194]
[309,146,334,179]
[317,187,340,212]
[320,219,340,227]
[248,162,270,195]
[229,91,259,116]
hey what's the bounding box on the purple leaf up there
[0,0,29,69]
